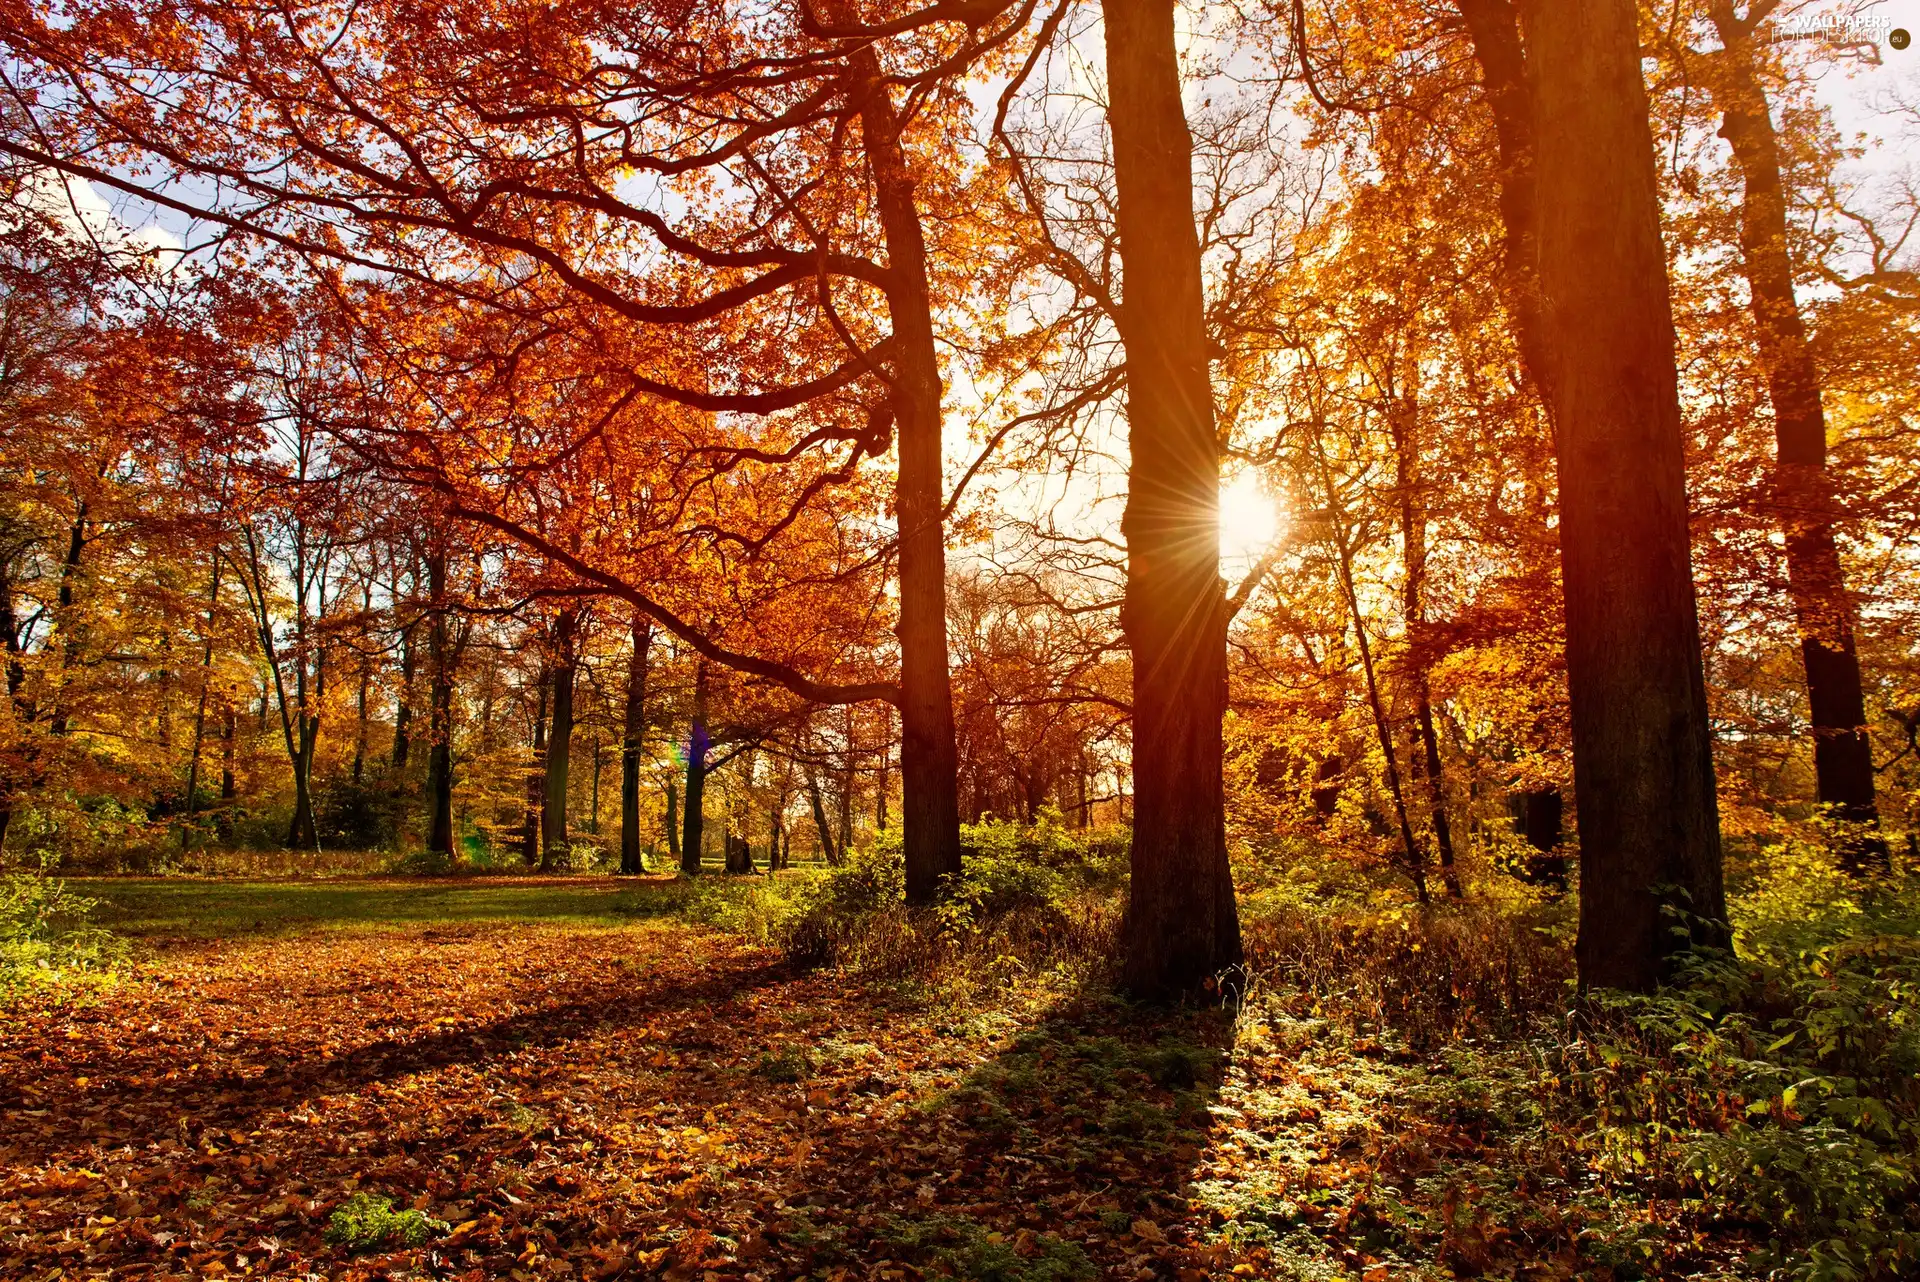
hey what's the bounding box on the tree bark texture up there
[620,611,653,874]
[1518,0,1728,988]
[1705,5,1880,855]
[1103,0,1242,997]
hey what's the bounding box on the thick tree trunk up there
[680,660,709,875]
[1518,786,1566,888]
[182,554,222,844]
[664,778,681,866]
[522,665,548,865]
[848,49,964,904]
[48,502,86,736]
[1392,401,1463,899]
[1102,0,1243,998]
[807,769,840,867]
[392,618,416,770]
[1516,0,1727,989]
[352,580,373,784]
[218,704,236,842]
[425,549,455,859]
[620,612,653,875]
[542,608,578,870]
[1705,6,1882,864]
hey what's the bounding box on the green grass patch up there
[322,1192,447,1253]
[64,874,781,938]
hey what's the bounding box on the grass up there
[64,873,770,938]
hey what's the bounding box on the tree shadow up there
[0,953,795,1166]
[0,931,1242,1281]
[683,987,1242,1281]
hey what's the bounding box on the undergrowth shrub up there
[1238,832,1919,1280]
[1555,855,1920,1280]
[1242,899,1575,1046]
[878,1212,1096,1282]
[775,815,1125,998]
[323,1192,447,1253]
[0,872,127,993]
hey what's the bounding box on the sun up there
[1220,469,1281,564]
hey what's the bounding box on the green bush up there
[878,1213,1095,1282]
[1558,856,1920,1281]
[1235,829,1920,1280]
[773,816,1125,986]
[940,811,1127,928]
[322,1192,447,1253]
[0,872,127,992]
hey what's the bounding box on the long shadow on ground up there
[0,921,1241,1281]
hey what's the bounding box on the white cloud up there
[11,168,188,270]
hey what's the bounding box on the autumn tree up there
[1088,0,1243,995]
[1456,0,1726,988]
[0,0,1079,901]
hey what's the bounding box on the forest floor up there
[2,879,1719,1281]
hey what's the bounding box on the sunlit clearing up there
[1220,470,1280,563]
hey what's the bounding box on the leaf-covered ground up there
[3,879,1741,1280]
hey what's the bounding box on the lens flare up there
[1219,470,1280,563]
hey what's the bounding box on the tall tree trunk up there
[680,659,709,875]
[620,611,652,874]
[425,548,455,859]
[182,553,223,846]
[352,581,373,784]
[218,703,236,842]
[874,705,890,832]
[836,705,855,858]
[664,777,681,866]
[590,736,602,835]
[48,500,86,736]
[523,665,548,865]
[808,768,841,866]
[1503,0,1727,989]
[392,617,416,770]
[0,560,15,841]
[1704,4,1882,865]
[1391,396,1463,898]
[542,608,578,870]
[288,730,318,850]
[1319,477,1431,904]
[769,798,787,873]
[846,46,965,903]
[1102,0,1242,997]
[155,646,173,753]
